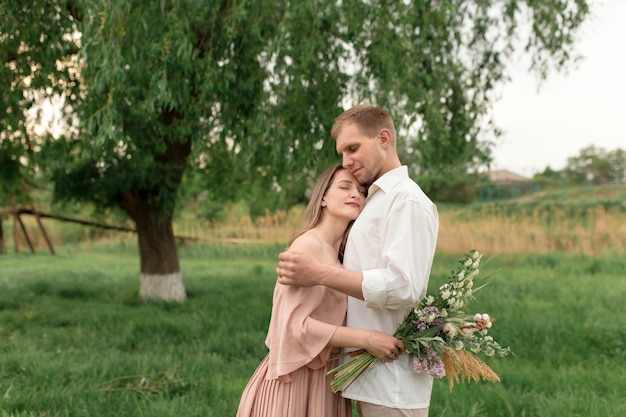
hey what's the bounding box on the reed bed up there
[173,207,304,243]
[3,201,625,257]
[438,204,626,256]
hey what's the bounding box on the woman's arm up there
[328,326,404,361]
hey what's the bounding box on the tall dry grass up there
[173,207,304,244]
[3,203,625,257]
[183,203,626,257]
[437,204,626,256]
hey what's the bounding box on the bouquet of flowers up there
[328,249,512,393]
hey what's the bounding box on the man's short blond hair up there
[330,104,396,142]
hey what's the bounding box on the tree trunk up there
[136,210,186,302]
[118,114,191,302]
[119,191,187,302]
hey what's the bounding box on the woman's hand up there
[362,330,404,362]
[328,327,404,361]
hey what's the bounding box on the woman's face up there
[322,169,366,220]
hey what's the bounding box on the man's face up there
[335,123,384,186]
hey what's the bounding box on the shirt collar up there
[367,166,408,199]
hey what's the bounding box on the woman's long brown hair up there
[287,164,355,262]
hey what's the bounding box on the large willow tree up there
[2,0,590,301]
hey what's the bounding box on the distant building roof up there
[487,169,529,185]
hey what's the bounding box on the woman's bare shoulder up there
[289,230,323,256]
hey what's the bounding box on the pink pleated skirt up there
[236,354,351,417]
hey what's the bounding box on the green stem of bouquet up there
[327,335,447,393]
[328,351,377,393]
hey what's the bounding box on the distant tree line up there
[534,145,626,185]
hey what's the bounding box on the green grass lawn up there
[1,245,625,416]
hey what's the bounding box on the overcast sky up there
[489,0,625,177]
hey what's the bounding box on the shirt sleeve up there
[361,197,439,310]
[265,284,340,381]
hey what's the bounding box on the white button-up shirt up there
[341,166,439,409]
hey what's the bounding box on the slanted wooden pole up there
[12,213,20,253]
[0,217,5,253]
[29,203,55,255]
[16,212,35,253]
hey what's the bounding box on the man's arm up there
[277,251,364,300]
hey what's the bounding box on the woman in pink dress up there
[237,164,404,417]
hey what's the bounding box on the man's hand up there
[276,251,323,287]
[278,250,365,299]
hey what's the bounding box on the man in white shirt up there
[277,104,439,416]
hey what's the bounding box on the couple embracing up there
[237,104,439,417]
